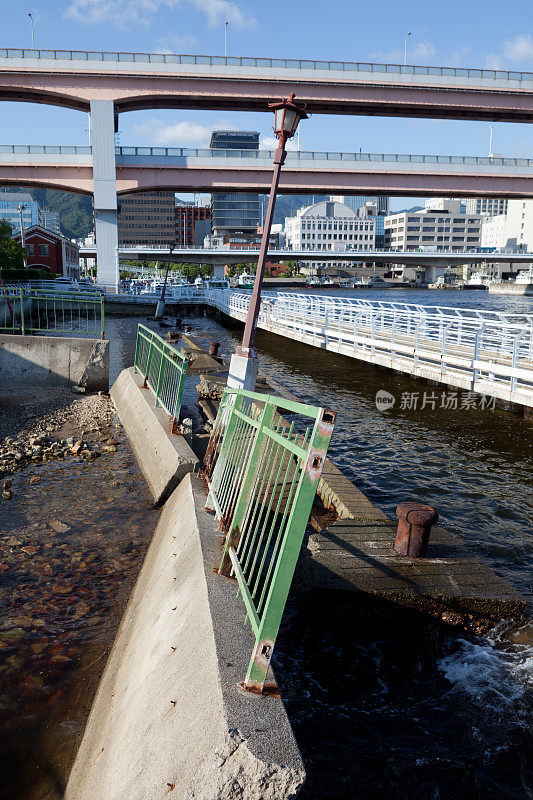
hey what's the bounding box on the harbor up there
[1,286,531,798]
[2,20,533,799]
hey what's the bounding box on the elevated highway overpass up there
[3,49,533,122]
[3,48,533,287]
[78,245,533,268]
[3,145,533,198]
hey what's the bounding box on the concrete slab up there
[110,366,198,505]
[65,473,305,800]
[307,517,526,624]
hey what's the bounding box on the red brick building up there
[175,205,211,247]
[13,225,80,278]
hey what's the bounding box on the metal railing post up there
[100,295,105,339]
[472,324,486,385]
[511,330,526,393]
[19,288,25,336]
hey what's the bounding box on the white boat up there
[237,271,255,289]
[515,267,533,285]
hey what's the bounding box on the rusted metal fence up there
[133,324,188,430]
[203,387,335,693]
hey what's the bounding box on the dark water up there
[134,288,532,800]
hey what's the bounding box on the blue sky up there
[2,0,533,208]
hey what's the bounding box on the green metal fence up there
[134,324,189,430]
[0,288,105,338]
[203,387,335,693]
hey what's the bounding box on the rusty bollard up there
[184,324,192,334]
[394,502,438,558]
[209,341,220,357]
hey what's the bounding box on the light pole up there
[155,243,176,318]
[228,93,307,390]
[18,204,27,268]
[404,31,412,66]
[28,13,34,49]
[224,20,228,58]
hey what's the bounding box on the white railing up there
[203,290,533,404]
[4,144,533,168]
[1,48,533,84]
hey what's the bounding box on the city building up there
[118,191,175,246]
[285,200,376,274]
[39,209,60,234]
[480,214,509,250]
[12,225,80,278]
[465,197,508,216]
[502,199,533,251]
[0,191,62,235]
[0,192,39,231]
[384,199,482,251]
[330,195,390,214]
[175,204,211,247]
[210,131,260,234]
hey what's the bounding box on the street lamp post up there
[155,243,176,318]
[18,204,27,268]
[28,13,35,49]
[228,93,307,390]
[404,31,412,66]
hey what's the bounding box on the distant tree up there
[0,219,26,270]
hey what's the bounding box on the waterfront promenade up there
[106,288,533,409]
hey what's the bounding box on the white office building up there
[465,198,508,216]
[285,200,375,274]
[384,200,482,252]
[480,214,508,250]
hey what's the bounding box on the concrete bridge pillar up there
[90,100,119,290]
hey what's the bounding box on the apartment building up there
[384,200,482,251]
[175,204,211,247]
[465,197,508,216]
[118,191,175,246]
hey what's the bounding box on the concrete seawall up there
[110,367,198,504]
[65,473,305,800]
[0,333,109,391]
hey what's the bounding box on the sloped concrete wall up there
[110,367,198,504]
[65,474,305,800]
[0,333,109,391]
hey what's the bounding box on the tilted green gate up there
[203,387,335,693]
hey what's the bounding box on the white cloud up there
[260,135,299,151]
[504,34,533,62]
[485,34,533,70]
[154,33,198,53]
[64,0,256,29]
[370,40,436,65]
[132,117,237,146]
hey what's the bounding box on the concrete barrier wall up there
[0,296,32,327]
[110,367,199,504]
[0,333,109,391]
[66,474,305,800]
